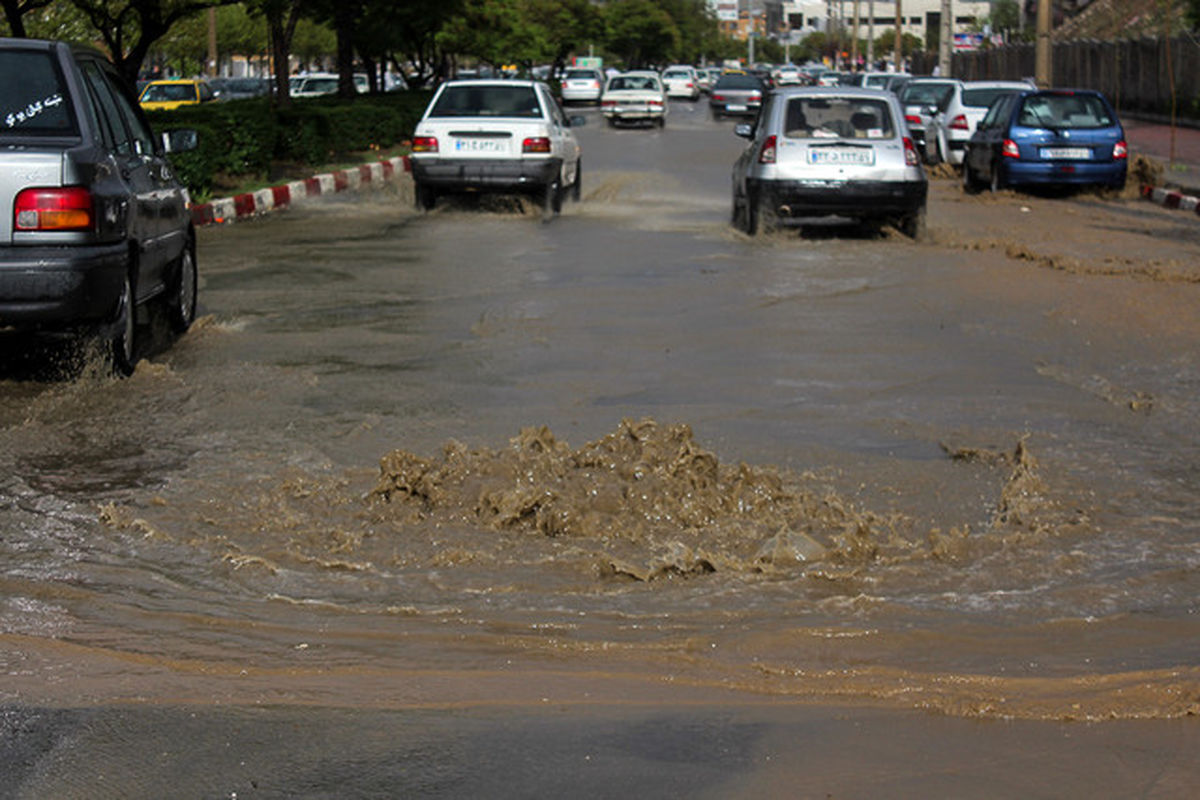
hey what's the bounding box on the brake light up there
[1113,139,1128,159]
[649,99,663,107]
[712,93,725,101]
[949,114,968,130]
[758,134,777,164]
[560,81,568,89]
[411,136,438,153]
[15,186,93,232]
[906,114,922,125]
[1002,138,1020,159]
[522,137,551,153]
[749,92,761,100]
[902,137,919,166]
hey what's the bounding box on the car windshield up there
[296,77,337,94]
[141,83,196,102]
[565,70,597,80]
[963,87,1023,109]
[0,50,74,135]
[1017,93,1115,129]
[714,75,762,90]
[608,76,659,91]
[429,85,542,117]
[783,96,894,140]
[901,82,956,107]
[663,70,689,79]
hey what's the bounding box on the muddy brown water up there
[2,107,1199,795]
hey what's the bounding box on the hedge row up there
[146,91,432,200]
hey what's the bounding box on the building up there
[779,0,991,45]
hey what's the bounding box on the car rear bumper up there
[1004,160,1127,187]
[711,102,761,117]
[750,178,928,219]
[604,108,665,121]
[411,157,563,193]
[0,243,127,329]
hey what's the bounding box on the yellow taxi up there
[137,79,216,111]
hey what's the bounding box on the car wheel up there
[110,272,137,377]
[571,160,582,202]
[989,163,1005,193]
[898,207,927,241]
[711,109,722,121]
[737,188,759,235]
[961,159,981,194]
[541,175,562,222]
[414,181,436,211]
[756,192,778,234]
[167,240,197,333]
[656,117,665,128]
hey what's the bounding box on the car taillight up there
[522,137,551,153]
[560,81,568,89]
[758,134,777,164]
[411,136,438,153]
[949,114,968,130]
[649,99,663,106]
[902,137,919,166]
[712,93,725,101]
[1113,139,1128,159]
[14,186,93,232]
[686,82,694,89]
[906,114,922,125]
[1002,138,1020,159]
[749,92,761,100]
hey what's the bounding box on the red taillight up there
[712,93,725,101]
[560,81,568,89]
[649,99,663,107]
[1002,138,1020,159]
[949,114,968,130]
[14,186,93,232]
[686,82,694,89]
[411,136,438,153]
[905,114,922,125]
[522,136,551,153]
[902,137,919,167]
[758,134,777,164]
[748,92,761,100]
[1113,139,1128,160]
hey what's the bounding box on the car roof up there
[961,80,1035,89]
[618,70,660,77]
[442,78,542,87]
[771,86,897,100]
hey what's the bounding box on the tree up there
[69,0,237,85]
[1,0,54,38]
[602,0,679,68]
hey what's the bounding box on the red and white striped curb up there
[189,155,411,226]
[1141,184,1200,216]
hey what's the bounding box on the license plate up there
[454,138,507,153]
[807,148,875,165]
[1040,147,1090,159]
[726,104,747,112]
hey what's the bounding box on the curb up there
[1141,184,1200,217]
[189,155,411,226]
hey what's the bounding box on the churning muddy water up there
[2,111,1199,795]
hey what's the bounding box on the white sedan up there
[660,65,700,100]
[601,71,668,127]
[925,79,1037,166]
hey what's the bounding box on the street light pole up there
[894,0,903,73]
[938,0,952,77]
[1035,0,1053,87]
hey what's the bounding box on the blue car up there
[961,89,1127,193]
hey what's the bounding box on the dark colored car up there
[709,73,767,120]
[961,89,1127,193]
[210,76,271,101]
[1,37,198,375]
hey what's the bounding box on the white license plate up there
[454,138,507,153]
[1040,147,1091,159]
[808,148,876,165]
[726,104,747,112]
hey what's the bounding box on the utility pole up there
[938,0,952,77]
[867,0,875,69]
[851,0,860,70]
[894,1,903,73]
[1035,0,1052,87]
[207,7,218,77]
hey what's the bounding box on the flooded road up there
[3,102,1199,796]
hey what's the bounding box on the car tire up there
[989,163,1005,193]
[737,189,759,235]
[166,240,198,334]
[571,160,582,202]
[961,160,982,194]
[756,193,777,234]
[541,175,562,222]
[898,207,927,241]
[110,272,137,377]
[414,181,436,211]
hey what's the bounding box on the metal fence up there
[911,37,1200,123]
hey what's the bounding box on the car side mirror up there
[734,123,754,139]
[160,128,198,154]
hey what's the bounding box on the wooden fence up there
[911,37,1200,122]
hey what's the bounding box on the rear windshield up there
[430,85,542,117]
[783,97,894,140]
[1017,93,1115,129]
[140,83,197,102]
[1,50,75,135]
[900,81,956,108]
[713,75,763,90]
[607,75,660,91]
[962,87,1022,109]
[663,70,690,79]
[564,70,598,80]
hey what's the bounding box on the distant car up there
[897,77,961,161]
[601,71,667,127]
[409,79,584,219]
[708,73,766,119]
[137,78,216,111]
[961,88,1127,193]
[210,76,270,101]
[730,87,927,237]
[1,38,199,375]
[816,72,842,87]
[660,65,700,100]
[289,73,338,97]
[774,65,803,86]
[695,67,718,93]
[859,71,900,90]
[560,67,604,104]
[924,80,1035,166]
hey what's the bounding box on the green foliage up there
[603,0,679,68]
[147,91,432,198]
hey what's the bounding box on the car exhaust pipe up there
[777,204,792,217]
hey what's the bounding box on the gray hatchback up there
[731,87,928,237]
[1,37,198,374]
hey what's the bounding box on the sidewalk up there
[1124,119,1200,217]
[188,155,411,226]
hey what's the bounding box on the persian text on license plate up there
[808,148,875,165]
[1040,147,1090,159]
[454,138,507,153]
